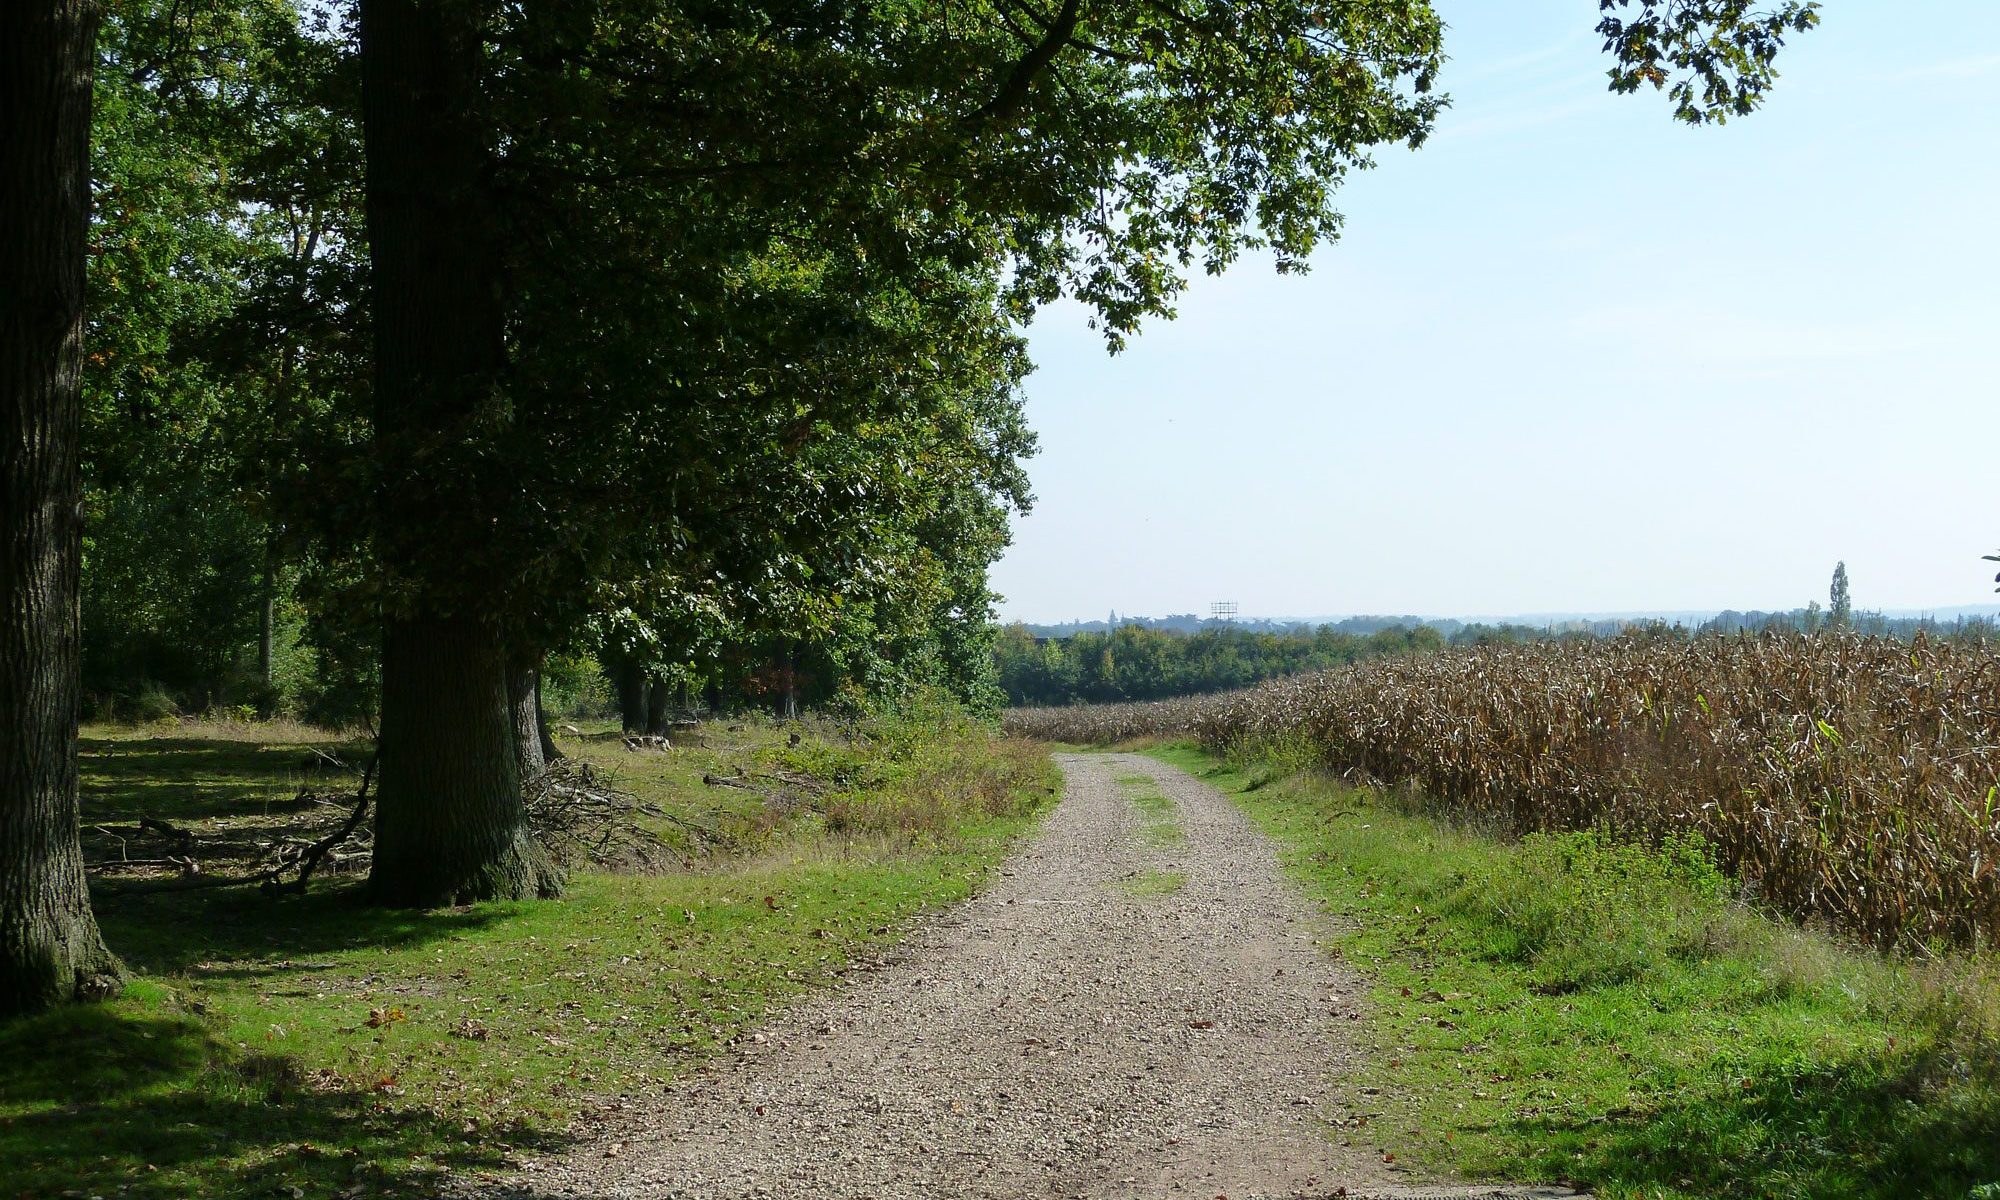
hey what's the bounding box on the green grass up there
[1115,772,1185,848]
[1113,868,1188,898]
[1,713,1056,1200]
[1146,741,2000,1200]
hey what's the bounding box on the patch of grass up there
[1146,741,2000,1200]
[3,712,1056,1200]
[1113,868,1187,898]
[1115,773,1184,848]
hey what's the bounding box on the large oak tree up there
[350,0,1822,905]
[1,0,124,1016]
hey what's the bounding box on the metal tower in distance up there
[1209,601,1239,623]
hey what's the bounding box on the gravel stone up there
[482,752,1583,1200]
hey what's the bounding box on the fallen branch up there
[264,752,377,896]
[91,824,128,862]
[530,759,723,868]
[140,815,196,845]
[93,753,380,899]
[302,746,349,771]
[702,768,830,811]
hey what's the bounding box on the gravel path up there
[497,752,1578,1200]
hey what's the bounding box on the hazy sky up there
[990,3,2000,623]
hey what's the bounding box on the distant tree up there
[81,0,367,721]
[1829,562,1852,628]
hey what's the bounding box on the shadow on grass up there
[94,878,513,981]
[79,726,506,983]
[0,993,557,1200]
[1510,1049,2000,1200]
[79,735,367,821]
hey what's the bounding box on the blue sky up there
[990,2,2000,623]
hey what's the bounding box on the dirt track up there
[499,752,1577,1200]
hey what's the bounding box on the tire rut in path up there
[499,752,1579,1200]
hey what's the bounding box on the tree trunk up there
[614,653,646,733]
[256,540,275,697]
[644,677,671,737]
[360,0,559,905]
[371,615,560,906]
[534,672,561,763]
[505,664,562,773]
[508,664,545,780]
[0,0,124,1015]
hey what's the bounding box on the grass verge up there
[1146,741,2000,1200]
[2,709,1056,1200]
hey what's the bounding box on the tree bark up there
[360,0,559,905]
[533,671,561,764]
[0,0,124,1015]
[506,663,562,775]
[508,664,545,780]
[613,653,646,733]
[644,676,671,737]
[257,539,275,697]
[371,614,560,906]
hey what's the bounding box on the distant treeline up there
[992,622,1445,707]
[1023,609,2000,645]
[994,607,2000,708]
[1021,613,1460,638]
[1453,610,2000,645]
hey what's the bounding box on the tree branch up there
[964,0,1083,126]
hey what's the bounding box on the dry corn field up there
[1005,632,2000,948]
